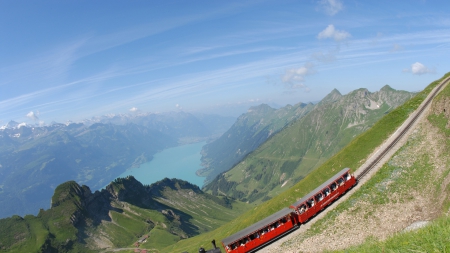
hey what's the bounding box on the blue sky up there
[1,0,450,125]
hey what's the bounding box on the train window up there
[330,183,337,191]
[337,178,344,185]
[299,204,307,213]
[343,173,351,181]
[323,187,330,196]
[315,193,323,202]
[307,199,315,208]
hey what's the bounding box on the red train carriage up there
[290,168,356,223]
[221,208,297,253]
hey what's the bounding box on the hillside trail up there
[258,78,450,253]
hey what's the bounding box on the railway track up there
[356,75,450,181]
[260,75,450,252]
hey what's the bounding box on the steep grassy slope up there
[204,85,415,203]
[276,73,450,252]
[0,177,249,252]
[199,102,314,183]
[162,73,449,253]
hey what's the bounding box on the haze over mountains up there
[0,112,235,219]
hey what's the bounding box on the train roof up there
[221,207,293,246]
[290,168,350,208]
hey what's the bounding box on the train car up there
[290,168,356,223]
[221,208,297,253]
[219,168,356,253]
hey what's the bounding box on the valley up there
[1,74,449,253]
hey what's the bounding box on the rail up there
[356,75,450,180]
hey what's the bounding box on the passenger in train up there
[317,193,323,201]
[330,182,337,191]
[345,173,351,181]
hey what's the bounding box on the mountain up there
[0,123,177,219]
[198,102,314,183]
[0,177,248,252]
[204,86,415,203]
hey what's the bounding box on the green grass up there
[142,228,180,249]
[162,72,450,253]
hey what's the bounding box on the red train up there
[221,168,357,253]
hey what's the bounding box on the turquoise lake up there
[114,141,206,187]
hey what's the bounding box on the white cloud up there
[175,104,182,110]
[129,107,138,112]
[403,62,435,75]
[282,63,315,89]
[317,0,343,16]
[26,111,40,121]
[318,25,351,41]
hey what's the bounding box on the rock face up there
[204,86,416,203]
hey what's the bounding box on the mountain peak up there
[247,104,274,114]
[380,84,394,92]
[320,89,342,104]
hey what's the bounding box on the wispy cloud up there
[312,50,337,63]
[390,44,404,52]
[317,0,344,16]
[282,63,315,89]
[318,25,351,41]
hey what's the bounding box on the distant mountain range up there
[80,111,236,143]
[203,85,416,203]
[0,112,235,219]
